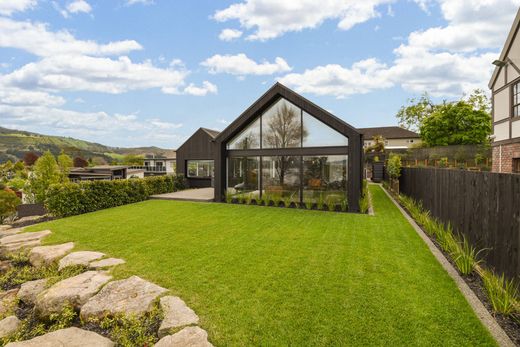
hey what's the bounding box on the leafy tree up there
[121,154,144,166]
[26,151,62,203]
[464,89,491,114]
[13,161,25,172]
[420,101,492,146]
[23,152,39,166]
[364,135,385,153]
[386,154,402,179]
[396,93,436,132]
[0,189,20,224]
[73,157,88,168]
[57,151,73,182]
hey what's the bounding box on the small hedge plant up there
[45,175,186,217]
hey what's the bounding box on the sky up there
[0,0,519,149]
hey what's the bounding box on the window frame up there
[513,82,520,118]
[186,160,214,178]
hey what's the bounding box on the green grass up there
[27,186,495,346]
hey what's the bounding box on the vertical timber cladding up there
[399,167,520,280]
[213,83,363,212]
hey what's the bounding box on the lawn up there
[27,185,495,346]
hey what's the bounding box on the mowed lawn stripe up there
[28,185,496,346]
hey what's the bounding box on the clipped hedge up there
[45,175,186,217]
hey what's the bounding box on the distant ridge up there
[0,126,176,164]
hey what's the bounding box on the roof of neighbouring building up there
[200,128,221,138]
[358,126,420,140]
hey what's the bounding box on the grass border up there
[380,185,514,347]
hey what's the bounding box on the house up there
[489,8,520,173]
[175,83,363,212]
[69,166,134,181]
[359,126,421,149]
[176,128,219,188]
[142,156,176,176]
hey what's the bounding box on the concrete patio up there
[150,188,214,202]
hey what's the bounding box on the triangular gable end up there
[215,82,361,145]
[489,8,520,90]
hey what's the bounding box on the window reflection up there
[227,117,260,149]
[302,112,348,147]
[226,157,259,198]
[262,99,304,148]
[261,156,300,200]
[302,155,347,204]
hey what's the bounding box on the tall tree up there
[26,151,62,203]
[396,93,436,132]
[23,152,39,166]
[57,151,73,182]
[73,157,89,168]
[420,101,492,146]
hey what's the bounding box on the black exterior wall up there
[176,128,219,188]
[212,83,363,212]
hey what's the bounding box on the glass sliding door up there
[226,157,260,199]
[261,156,300,201]
[302,155,348,205]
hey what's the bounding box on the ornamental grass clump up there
[481,269,520,317]
[451,235,484,275]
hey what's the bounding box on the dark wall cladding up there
[399,167,520,280]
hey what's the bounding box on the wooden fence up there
[399,167,520,280]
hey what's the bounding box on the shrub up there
[45,175,186,217]
[451,235,484,275]
[386,154,402,180]
[0,189,20,224]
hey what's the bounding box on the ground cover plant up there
[28,185,496,346]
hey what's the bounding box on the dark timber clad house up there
[176,83,363,212]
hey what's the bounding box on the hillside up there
[0,127,176,164]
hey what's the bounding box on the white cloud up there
[125,0,154,6]
[213,0,392,41]
[218,28,243,41]
[280,0,520,98]
[66,0,92,14]
[1,55,190,95]
[202,53,291,75]
[0,18,142,57]
[0,0,36,16]
[279,59,392,98]
[0,87,65,107]
[183,81,218,96]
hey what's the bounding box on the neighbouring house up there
[489,8,520,173]
[359,126,421,149]
[175,83,363,212]
[142,156,176,176]
[176,128,219,188]
[69,166,134,181]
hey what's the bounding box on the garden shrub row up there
[395,191,520,322]
[45,175,186,217]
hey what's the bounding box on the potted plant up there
[386,154,402,194]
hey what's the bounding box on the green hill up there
[0,127,176,164]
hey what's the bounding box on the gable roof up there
[200,127,220,138]
[358,126,420,140]
[215,82,360,144]
[489,8,520,89]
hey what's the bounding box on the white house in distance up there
[489,8,520,173]
[359,126,421,150]
[142,155,176,175]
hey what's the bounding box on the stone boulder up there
[29,242,74,267]
[80,276,167,321]
[158,296,199,338]
[0,316,20,338]
[5,327,114,347]
[0,230,51,252]
[35,271,112,317]
[155,327,213,347]
[89,258,125,269]
[0,228,22,238]
[0,289,18,318]
[17,279,48,305]
[58,251,105,270]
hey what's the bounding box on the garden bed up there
[383,183,520,345]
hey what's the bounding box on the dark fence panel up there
[399,167,520,280]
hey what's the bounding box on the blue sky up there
[0,0,518,148]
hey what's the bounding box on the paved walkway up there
[150,188,214,202]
